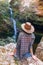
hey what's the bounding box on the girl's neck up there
[22,30,32,35]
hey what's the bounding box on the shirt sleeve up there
[30,33,35,48]
[16,33,21,48]
[16,33,21,57]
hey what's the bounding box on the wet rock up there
[18,57,43,65]
[0,43,43,65]
[0,43,17,65]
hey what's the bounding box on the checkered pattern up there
[16,32,35,59]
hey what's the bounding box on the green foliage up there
[0,0,43,40]
[0,2,10,20]
[0,37,15,46]
[10,0,43,25]
[0,2,14,37]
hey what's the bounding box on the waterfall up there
[9,7,17,42]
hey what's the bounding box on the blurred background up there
[0,0,43,53]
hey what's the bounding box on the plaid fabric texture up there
[16,32,35,59]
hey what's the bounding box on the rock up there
[0,43,17,65]
[19,56,43,65]
[0,43,43,65]
[35,37,43,61]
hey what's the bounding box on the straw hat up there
[21,22,34,33]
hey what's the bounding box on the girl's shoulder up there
[31,33,35,39]
[19,32,25,36]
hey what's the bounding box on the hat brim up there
[21,23,34,33]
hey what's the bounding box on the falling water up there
[9,7,17,42]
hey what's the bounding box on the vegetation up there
[0,0,43,47]
[10,0,43,25]
[0,2,14,37]
[0,0,43,54]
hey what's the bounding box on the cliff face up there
[35,0,43,16]
[35,37,43,61]
[10,0,43,21]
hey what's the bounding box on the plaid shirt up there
[16,32,35,59]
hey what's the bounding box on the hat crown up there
[24,22,31,30]
[21,22,34,33]
[26,22,31,25]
